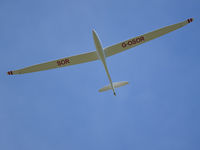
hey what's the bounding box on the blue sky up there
[0,0,200,150]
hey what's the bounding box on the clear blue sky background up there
[0,0,200,150]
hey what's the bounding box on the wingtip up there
[7,71,13,75]
[187,18,194,23]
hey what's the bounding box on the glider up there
[7,18,194,95]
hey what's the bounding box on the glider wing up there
[104,18,194,57]
[7,51,98,75]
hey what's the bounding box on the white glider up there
[7,18,194,95]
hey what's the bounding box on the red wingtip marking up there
[7,71,13,75]
[187,18,193,23]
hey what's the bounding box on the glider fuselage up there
[92,30,116,95]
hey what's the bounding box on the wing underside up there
[104,18,194,57]
[7,18,193,75]
[8,51,98,75]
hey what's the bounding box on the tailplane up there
[99,81,129,95]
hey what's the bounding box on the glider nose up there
[92,29,97,37]
[92,29,96,33]
[92,29,99,43]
